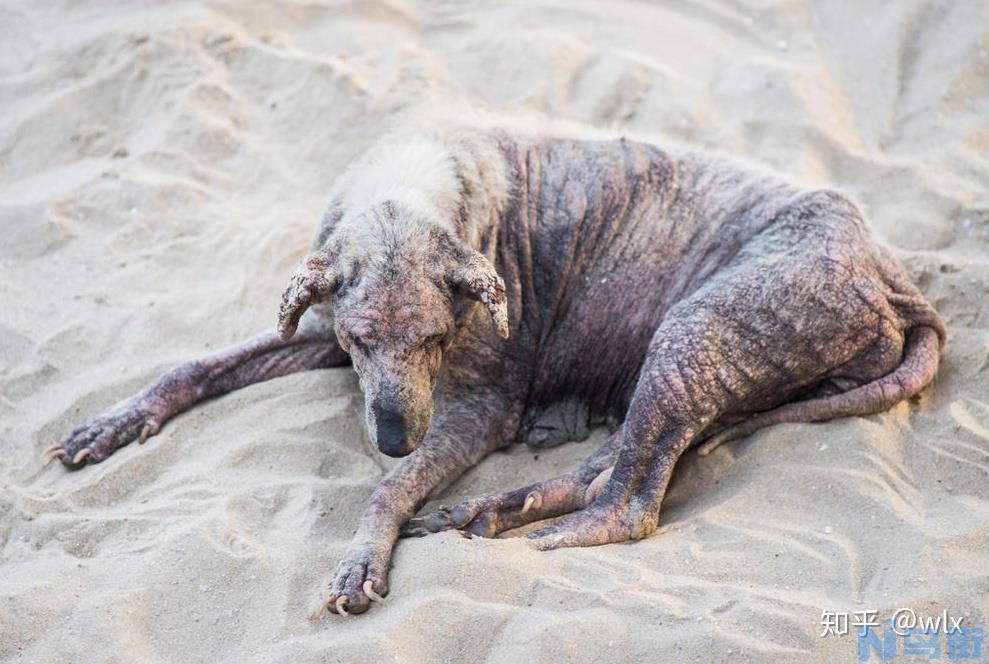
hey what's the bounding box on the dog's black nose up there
[372,400,412,458]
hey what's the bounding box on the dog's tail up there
[696,324,943,456]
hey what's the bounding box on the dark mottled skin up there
[48,133,945,619]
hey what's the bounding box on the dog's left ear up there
[447,250,509,339]
[278,250,339,340]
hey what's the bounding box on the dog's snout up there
[372,397,412,458]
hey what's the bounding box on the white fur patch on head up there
[335,136,461,234]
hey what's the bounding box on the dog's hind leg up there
[519,242,937,550]
[695,326,942,456]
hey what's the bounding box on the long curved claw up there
[72,448,92,465]
[335,596,349,616]
[43,448,66,466]
[583,467,613,506]
[310,598,331,622]
[521,491,542,514]
[363,580,385,603]
[139,423,152,444]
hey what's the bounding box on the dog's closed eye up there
[421,333,444,348]
[351,336,370,353]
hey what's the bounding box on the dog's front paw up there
[43,399,163,469]
[311,542,391,619]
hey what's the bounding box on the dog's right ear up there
[446,249,510,340]
[277,251,339,340]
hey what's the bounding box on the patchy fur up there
[47,117,945,619]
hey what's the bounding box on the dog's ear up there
[278,251,339,340]
[447,250,509,339]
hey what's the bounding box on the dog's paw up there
[402,494,521,539]
[311,542,391,620]
[44,400,162,469]
[401,469,612,540]
[524,495,658,550]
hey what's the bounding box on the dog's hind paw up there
[401,468,612,539]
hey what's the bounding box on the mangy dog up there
[46,121,946,618]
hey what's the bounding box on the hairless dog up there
[45,123,946,618]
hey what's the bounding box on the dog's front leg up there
[313,391,517,618]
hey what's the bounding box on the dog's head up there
[277,200,508,457]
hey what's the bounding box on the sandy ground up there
[1,1,988,662]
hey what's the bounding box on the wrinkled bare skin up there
[47,129,945,619]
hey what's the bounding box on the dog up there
[47,118,945,617]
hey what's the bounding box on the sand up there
[1,1,987,662]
